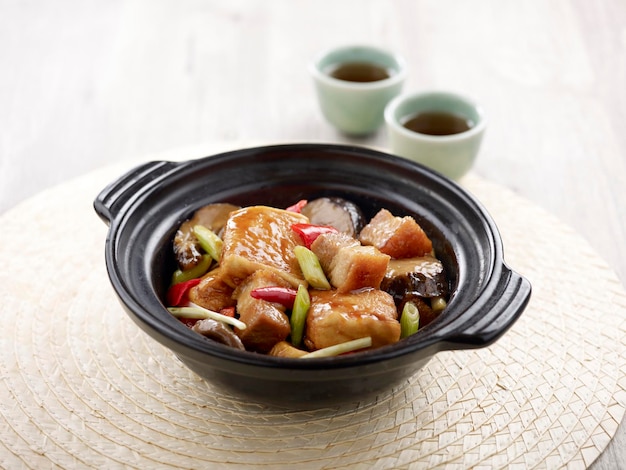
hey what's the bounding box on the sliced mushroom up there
[174,203,240,271]
[380,256,448,304]
[192,318,245,350]
[301,197,365,237]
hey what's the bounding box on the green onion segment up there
[400,301,420,338]
[294,245,331,290]
[290,284,310,347]
[301,337,372,358]
[168,305,246,330]
[193,225,223,262]
[171,254,212,285]
[431,296,447,313]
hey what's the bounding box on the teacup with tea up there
[384,91,486,180]
[310,45,407,136]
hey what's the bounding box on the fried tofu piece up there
[220,206,308,288]
[188,267,236,312]
[311,232,390,293]
[359,209,433,258]
[268,341,307,358]
[304,289,400,351]
[232,269,292,353]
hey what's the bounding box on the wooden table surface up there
[1,1,624,468]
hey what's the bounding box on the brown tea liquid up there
[328,62,391,82]
[402,111,473,136]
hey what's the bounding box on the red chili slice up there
[250,286,298,309]
[291,223,338,248]
[285,199,308,213]
[166,278,202,306]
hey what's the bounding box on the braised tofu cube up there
[268,341,308,358]
[232,269,292,353]
[359,209,433,258]
[304,289,400,351]
[220,206,308,288]
[188,267,236,312]
[310,232,389,293]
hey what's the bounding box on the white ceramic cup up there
[385,91,487,180]
[310,45,407,136]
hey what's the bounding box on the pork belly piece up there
[232,269,292,353]
[220,206,308,288]
[304,289,400,351]
[380,256,448,303]
[359,209,433,259]
[309,231,359,271]
[328,246,390,293]
[310,232,390,293]
[188,267,236,312]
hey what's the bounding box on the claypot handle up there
[94,161,178,224]
[445,266,532,348]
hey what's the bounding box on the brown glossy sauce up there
[328,62,391,82]
[402,111,472,136]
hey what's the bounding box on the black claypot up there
[94,143,531,408]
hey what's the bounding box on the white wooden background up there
[1,1,625,468]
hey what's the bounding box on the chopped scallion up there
[168,305,246,330]
[400,301,420,338]
[431,296,447,314]
[294,245,331,290]
[290,284,310,347]
[193,225,223,262]
[300,337,372,358]
[171,254,212,285]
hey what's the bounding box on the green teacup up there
[385,91,486,180]
[310,45,407,136]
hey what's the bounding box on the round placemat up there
[1,145,625,469]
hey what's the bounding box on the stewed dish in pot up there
[166,196,450,358]
[94,143,531,407]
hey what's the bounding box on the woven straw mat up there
[0,147,625,470]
